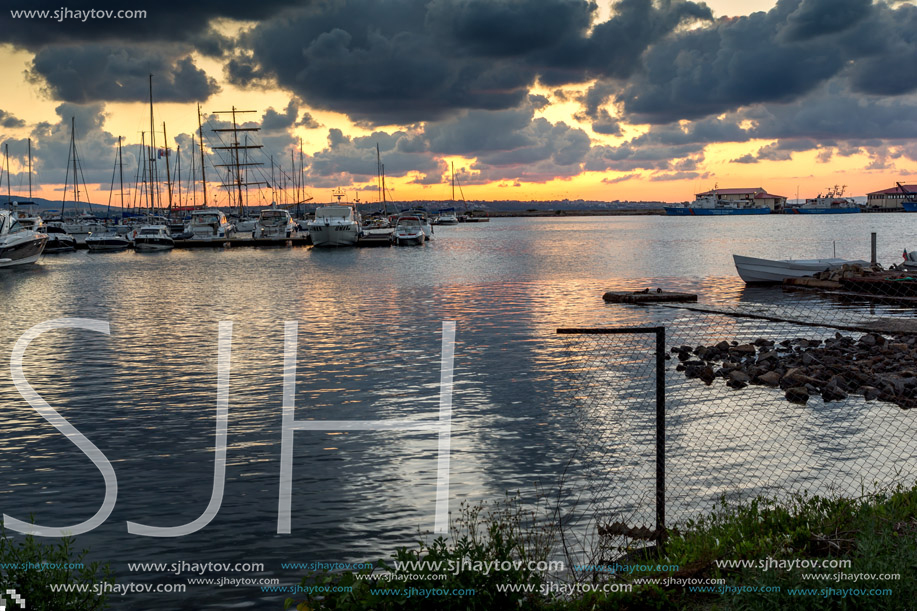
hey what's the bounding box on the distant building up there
[696,187,787,211]
[865,184,917,209]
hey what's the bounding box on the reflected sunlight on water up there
[1,215,915,608]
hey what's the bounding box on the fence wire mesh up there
[557,278,917,569]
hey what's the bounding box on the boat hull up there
[308,224,360,247]
[733,254,866,284]
[903,202,917,212]
[786,207,860,214]
[86,237,132,251]
[665,207,771,216]
[134,238,174,251]
[0,235,48,267]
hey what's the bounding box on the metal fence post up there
[655,326,665,536]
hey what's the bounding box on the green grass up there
[289,484,917,610]
[0,523,114,610]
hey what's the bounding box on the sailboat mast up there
[118,136,124,209]
[451,162,455,202]
[198,105,208,208]
[141,133,149,210]
[233,107,244,214]
[176,144,182,208]
[163,121,173,214]
[376,143,383,212]
[299,138,304,207]
[148,74,156,215]
[4,143,10,206]
[191,134,197,208]
[27,138,32,199]
[72,118,79,205]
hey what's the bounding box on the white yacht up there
[392,216,426,246]
[308,205,361,247]
[86,230,132,251]
[189,209,234,241]
[0,210,48,267]
[433,208,459,225]
[42,222,77,252]
[133,225,174,251]
[58,213,107,245]
[396,209,434,240]
[254,207,298,239]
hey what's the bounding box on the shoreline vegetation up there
[291,484,917,610]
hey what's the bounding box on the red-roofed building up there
[866,184,917,209]
[696,187,787,211]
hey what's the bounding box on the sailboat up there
[86,136,132,251]
[54,118,105,244]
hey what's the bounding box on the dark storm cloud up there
[1,0,302,50]
[0,110,26,128]
[613,0,917,124]
[27,45,219,103]
[229,0,711,125]
[779,0,871,41]
[305,128,443,187]
[424,0,594,57]
[261,101,299,132]
[28,103,119,188]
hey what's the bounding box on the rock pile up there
[671,332,917,409]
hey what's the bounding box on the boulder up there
[756,370,782,387]
[786,387,810,405]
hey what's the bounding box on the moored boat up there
[392,216,426,246]
[189,209,234,241]
[133,225,174,251]
[254,207,298,239]
[666,192,771,216]
[0,209,48,267]
[86,231,132,251]
[786,186,860,214]
[42,222,77,252]
[733,254,869,284]
[308,205,361,247]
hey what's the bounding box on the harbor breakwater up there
[673,333,917,410]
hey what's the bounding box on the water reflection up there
[1,215,915,608]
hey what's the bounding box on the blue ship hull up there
[786,207,860,214]
[903,202,917,212]
[664,207,771,216]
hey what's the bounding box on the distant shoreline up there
[486,208,667,217]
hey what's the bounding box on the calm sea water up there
[1,215,915,608]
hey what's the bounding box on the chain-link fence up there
[556,278,917,571]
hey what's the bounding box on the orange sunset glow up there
[1,0,916,208]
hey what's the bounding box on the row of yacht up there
[0,201,463,267]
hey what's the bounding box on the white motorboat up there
[42,222,77,252]
[254,207,298,239]
[58,213,106,245]
[308,205,361,247]
[433,208,459,225]
[392,216,426,246]
[189,209,234,241]
[233,216,259,237]
[86,230,132,251]
[396,209,434,240]
[733,254,869,284]
[133,225,174,251]
[0,210,48,267]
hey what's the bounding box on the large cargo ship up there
[664,190,773,216]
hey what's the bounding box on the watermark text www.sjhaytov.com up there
[9,8,146,21]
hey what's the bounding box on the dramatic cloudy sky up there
[1,0,916,205]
